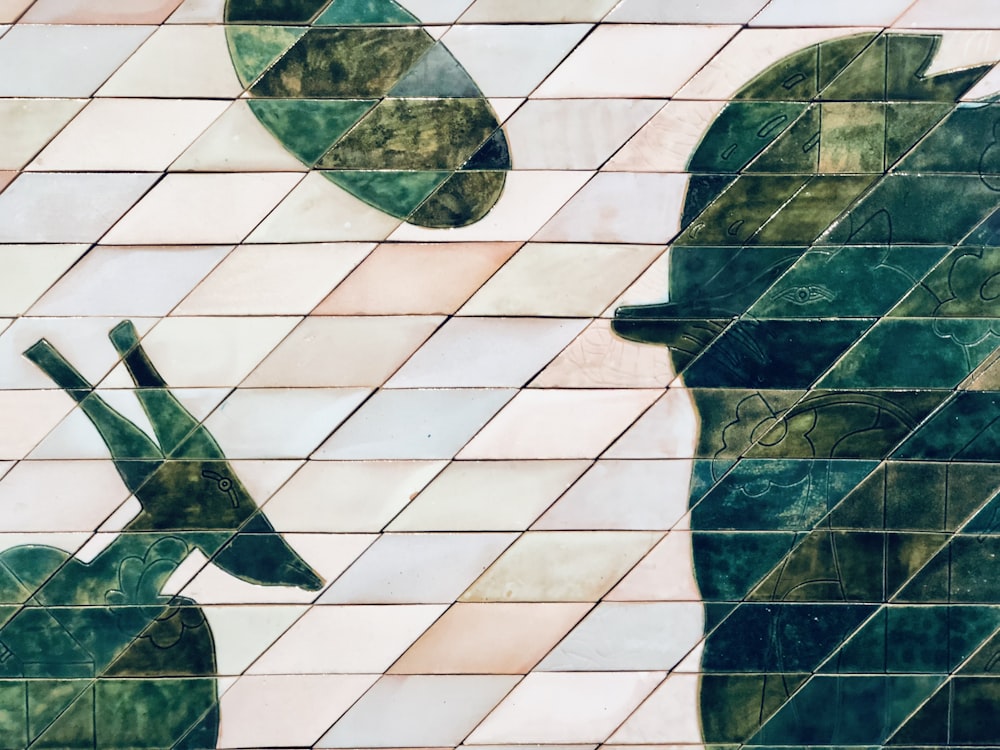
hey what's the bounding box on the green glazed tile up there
[315,0,419,25]
[680,174,736,230]
[818,102,885,173]
[692,532,798,601]
[325,169,449,218]
[746,104,820,173]
[700,673,810,744]
[94,679,216,748]
[885,34,992,101]
[388,42,482,98]
[888,684,950,744]
[885,533,951,598]
[30,682,94,749]
[688,101,807,173]
[890,246,1000,318]
[225,0,327,23]
[248,98,377,164]
[0,682,27,748]
[751,175,876,246]
[885,101,953,169]
[687,388,804,459]
[463,128,512,170]
[820,35,887,101]
[408,170,507,228]
[951,677,1000,743]
[225,25,306,87]
[898,103,1000,175]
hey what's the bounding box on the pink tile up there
[21,0,184,23]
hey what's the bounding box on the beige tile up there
[21,0,185,23]
[0,98,87,170]
[459,389,662,460]
[605,532,702,602]
[202,605,307,676]
[250,604,446,674]
[390,602,589,674]
[605,100,726,173]
[314,242,519,316]
[606,673,703,744]
[605,389,699,459]
[752,0,914,25]
[607,246,671,311]
[461,531,662,602]
[97,24,242,97]
[607,0,769,22]
[0,171,12,193]
[388,460,590,532]
[460,243,662,317]
[103,173,303,245]
[0,244,88,316]
[0,390,75,460]
[0,0,32,22]
[467,672,665,744]
[896,0,1000,27]
[460,0,618,22]
[245,316,442,388]
[29,99,227,172]
[264,461,447,533]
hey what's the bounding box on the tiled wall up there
[2,0,1000,747]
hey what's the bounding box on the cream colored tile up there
[226,459,304,506]
[175,243,372,316]
[389,170,592,243]
[467,672,665,744]
[0,172,158,243]
[245,316,443,388]
[0,25,152,96]
[248,172,404,244]
[0,244,88,316]
[249,604,446,674]
[461,531,661,602]
[137,316,299,387]
[166,0,223,22]
[29,245,229,316]
[97,24,242,97]
[320,532,515,604]
[896,0,1000,27]
[0,98,87,170]
[605,389,699,459]
[263,461,446,533]
[314,242,518,316]
[506,99,661,170]
[531,319,674,389]
[605,100,725,172]
[460,0,618,21]
[0,171,12,192]
[0,460,130,532]
[26,394,144,461]
[29,99,226,172]
[538,602,703,671]
[535,173,687,244]
[21,0,184,23]
[535,25,737,98]
[0,390,75,460]
[607,673,703,744]
[0,0,32,22]
[752,0,914,25]
[460,243,662,317]
[608,0,769,22]
[202,605,306,676]
[203,388,372,459]
[605,531,702,602]
[534,460,690,531]
[608,248,671,311]
[103,173,302,245]
[441,24,591,97]
[386,318,586,389]
[391,602,589,674]
[313,388,515,460]
[388,460,589,532]
[459,389,661,460]
[218,674,378,750]
[399,0,474,23]
[317,675,520,748]
[171,100,308,172]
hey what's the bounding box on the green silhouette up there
[223,0,511,228]
[0,321,322,748]
[613,33,1000,745]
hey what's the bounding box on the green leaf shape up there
[324,169,449,218]
[248,98,377,164]
[315,0,419,25]
[225,25,306,87]
[409,170,507,228]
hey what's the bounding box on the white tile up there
[388,460,590,532]
[218,674,378,749]
[166,0,223,22]
[505,99,663,170]
[202,604,306,675]
[386,317,587,389]
[317,675,520,748]
[896,0,1000,27]
[245,316,443,388]
[313,388,516,460]
[29,99,227,172]
[461,531,662,602]
[533,460,690,531]
[249,604,446,674]
[460,0,618,22]
[535,24,738,98]
[319,532,515,604]
[170,100,308,172]
[441,24,591,96]
[248,171,404,244]
[103,173,302,245]
[458,389,662,460]
[535,173,687,244]
[20,0,185,23]
[29,245,229,317]
[460,243,662,317]
[0,244,88,316]
[398,0,474,23]
[608,247,672,311]
[0,172,157,244]
[174,243,372,316]
[607,673,703,744]
[0,390,75,460]
[605,101,725,173]
[608,0,769,22]
[204,388,372,459]
[0,24,152,96]
[27,399,127,460]
[752,0,914,25]
[605,531,702,602]
[467,672,665,744]
[264,460,447,533]
[537,602,704,671]
[97,24,242,98]
[0,98,87,170]
[605,389,700,459]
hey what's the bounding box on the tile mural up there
[2,0,1000,747]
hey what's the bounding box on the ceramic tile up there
[398,0,474,23]
[751,0,915,26]
[896,0,1000,28]
[605,532,703,602]
[0,0,31,23]
[460,0,619,23]
[166,0,224,22]
[20,0,186,24]
[605,100,727,172]
[604,389,700,459]
[606,673,704,744]
[607,0,770,23]
[202,604,307,675]
[0,244,88,316]
[0,390,76,459]
[0,98,87,170]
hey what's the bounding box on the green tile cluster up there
[613,32,1000,745]
[224,0,511,227]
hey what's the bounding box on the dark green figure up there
[613,33,1000,746]
[0,322,322,748]
[223,0,511,228]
